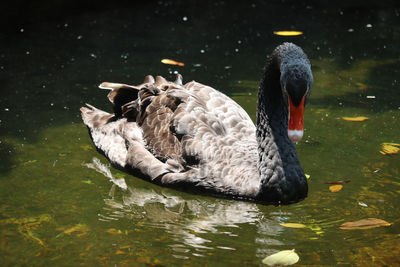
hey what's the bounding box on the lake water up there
[1,1,400,266]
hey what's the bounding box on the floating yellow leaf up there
[342,116,369,122]
[380,142,400,155]
[262,249,299,266]
[161,59,184,66]
[340,218,391,230]
[115,249,126,255]
[329,185,343,192]
[274,31,303,36]
[280,223,306,228]
[305,174,310,179]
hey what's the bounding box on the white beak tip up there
[288,129,304,143]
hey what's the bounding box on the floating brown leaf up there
[329,185,343,192]
[340,218,391,230]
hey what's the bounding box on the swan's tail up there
[80,104,178,180]
[80,104,114,129]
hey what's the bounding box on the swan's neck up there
[255,53,308,204]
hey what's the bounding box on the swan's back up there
[81,75,261,198]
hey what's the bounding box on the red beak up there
[288,95,305,143]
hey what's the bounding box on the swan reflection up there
[99,182,285,254]
[86,157,288,257]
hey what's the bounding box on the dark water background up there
[1,1,400,266]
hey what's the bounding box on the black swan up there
[80,42,313,204]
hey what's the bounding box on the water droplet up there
[347,28,354,32]
[77,35,83,39]
[20,28,24,32]
[182,16,188,21]
[120,53,129,59]
[200,49,205,53]
[4,108,9,111]
[366,24,372,28]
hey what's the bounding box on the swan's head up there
[280,60,313,143]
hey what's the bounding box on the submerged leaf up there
[274,31,303,36]
[342,116,369,122]
[161,59,184,66]
[106,228,123,235]
[262,249,299,266]
[81,179,93,184]
[23,160,37,165]
[340,218,391,230]
[329,185,343,192]
[280,223,306,229]
[355,82,367,90]
[56,223,89,238]
[115,249,126,255]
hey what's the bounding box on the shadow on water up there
[310,60,400,111]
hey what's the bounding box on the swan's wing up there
[114,75,228,167]
[81,75,257,192]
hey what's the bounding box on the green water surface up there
[1,1,400,266]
